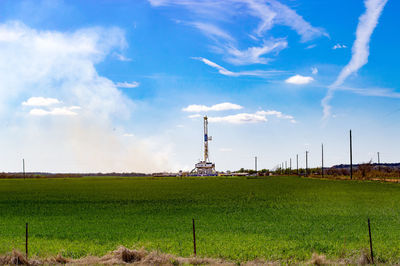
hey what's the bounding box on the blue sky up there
[0,0,398,173]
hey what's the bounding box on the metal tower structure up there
[203,116,212,162]
[192,116,216,176]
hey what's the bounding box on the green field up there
[1,176,400,263]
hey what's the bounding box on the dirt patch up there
[370,178,400,183]
[0,247,241,265]
[0,247,380,265]
[309,253,327,265]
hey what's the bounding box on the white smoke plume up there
[0,21,175,173]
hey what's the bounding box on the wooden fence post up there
[25,222,28,259]
[192,218,196,256]
[368,218,374,264]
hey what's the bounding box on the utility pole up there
[350,130,353,180]
[377,152,380,171]
[254,156,257,173]
[23,159,25,180]
[305,151,309,177]
[321,143,324,178]
[296,154,299,175]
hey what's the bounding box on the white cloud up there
[192,57,284,77]
[285,75,314,85]
[311,67,318,75]
[29,106,79,116]
[183,102,243,112]
[322,0,388,119]
[225,38,288,65]
[256,110,296,123]
[0,21,175,173]
[332,44,347,50]
[209,113,267,124]
[123,133,134,137]
[0,21,130,119]
[208,109,296,124]
[115,81,140,88]
[188,114,202,119]
[22,97,61,106]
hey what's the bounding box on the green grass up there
[0,176,400,263]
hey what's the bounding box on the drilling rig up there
[192,116,216,176]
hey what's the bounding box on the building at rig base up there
[191,116,216,176]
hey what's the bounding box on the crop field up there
[1,176,400,263]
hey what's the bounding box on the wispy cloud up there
[224,38,288,65]
[311,67,318,75]
[322,0,388,119]
[183,102,243,112]
[113,52,132,61]
[192,57,284,77]
[149,0,327,66]
[333,0,387,88]
[248,0,328,42]
[190,21,234,42]
[22,97,61,106]
[332,44,347,50]
[337,86,400,98]
[149,0,327,41]
[115,81,140,88]
[285,74,314,85]
[207,109,296,124]
[148,0,233,19]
